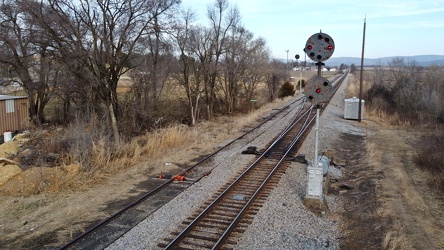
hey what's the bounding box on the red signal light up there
[327,45,333,50]
[307,45,313,50]
[316,88,321,93]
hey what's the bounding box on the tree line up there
[0,0,288,143]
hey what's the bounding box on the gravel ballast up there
[107,74,366,249]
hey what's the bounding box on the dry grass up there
[344,72,359,98]
[365,119,444,250]
[413,133,444,191]
[112,97,292,174]
[0,95,297,249]
[1,96,294,196]
[343,72,444,249]
[366,109,413,127]
[113,125,198,170]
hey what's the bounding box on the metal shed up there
[0,95,29,133]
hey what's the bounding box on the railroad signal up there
[304,76,332,105]
[303,31,336,209]
[304,32,335,62]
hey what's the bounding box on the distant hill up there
[325,55,444,67]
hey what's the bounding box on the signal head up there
[305,32,335,62]
[304,76,333,105]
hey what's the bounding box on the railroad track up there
[59,97,306,250]
[159,72,348,249]
[59,72,348,250]
[159,103,316,249]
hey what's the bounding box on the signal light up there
[304,32,335,62]
[304,76,332,105]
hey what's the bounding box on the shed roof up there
[0,95,28,101]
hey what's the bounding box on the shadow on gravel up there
[332,132,387,250]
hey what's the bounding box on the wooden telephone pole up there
[358,16,366,122]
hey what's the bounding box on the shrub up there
[278,81,295,98]
[413,133,444,193]
[296,79,306,89]
[365,84,397,118]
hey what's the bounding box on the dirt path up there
[369,126,444,249]
[336,120,444,249]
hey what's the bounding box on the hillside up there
[325,55,444,67]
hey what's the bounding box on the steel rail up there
[164,105,315,249]
[212,106,316,249]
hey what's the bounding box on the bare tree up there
[0,0,62,126]
[13,0,95,124]
[203,0,239,119]
[136,6,176,112]
[187,25,213,120]
[46,0,179,143]
[129,45,175,129]
[220,26,250,113]
[240,37,270,111]
[266,59,286,102]
[172,9,204,126]
[221,26,270,113]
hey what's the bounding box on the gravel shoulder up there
[235,74,357,249]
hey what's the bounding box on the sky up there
[180,0,444,61]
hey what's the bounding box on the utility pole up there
[304,53,307,93]
[300,59,303,93]
[285,49,289,81]
[358,16,366,122]
[295,54,301,94]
